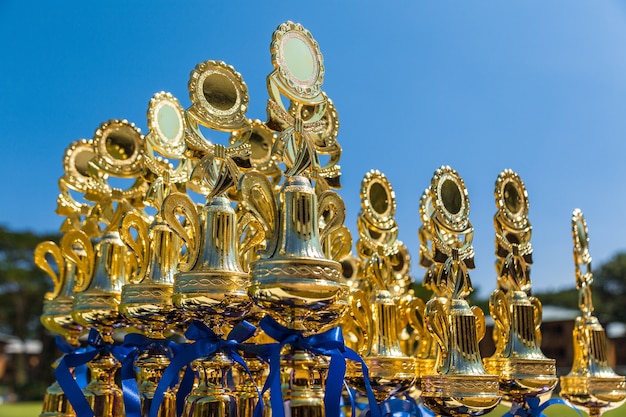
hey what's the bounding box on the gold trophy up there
[36,239,85,417]
[344,170,417,403]
[420,166,500,417]
[160,58,256,417]
[483,170,558,411]
[117,91,191,417]
[61,119,146,417]
[560,209,626,416]
[242,21,349,417]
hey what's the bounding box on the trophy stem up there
[281,347,324,417]
[41,357,76,417]
[181,352,237,417]
[83,350,124,417]
[135,344,176,417]
[234,357,267,417]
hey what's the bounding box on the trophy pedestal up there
[40,380,75,417]
[483,357,557,404]
[182,352,237,417]
[83,352,124,417]
[421,374,500,417]
[346,356,416,402]
[561,375,626,417]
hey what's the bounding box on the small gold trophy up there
[420,166,501,417]
[560,209,626,416]
[483,170,558,410]
[344,170,417,402]
[36,239,84,417]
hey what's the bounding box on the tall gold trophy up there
[62,119,146,417]
[344,170,417,403]
[160,58,254,417]
[419,166,501,417]
[560,209,626,416]
[483,170,558,411]
[243,21,349,417]
[36,238,84,417]
[118,92,191,417]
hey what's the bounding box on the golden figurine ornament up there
[560,209,626,416]
[483,170,558,412]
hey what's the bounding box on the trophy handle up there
[239,172,278,256]
[317,190,345,242]
[236,209,265,271]
[426,298,449,371]
[162,192,201,272]
[347,289,372,355]
[60,230,94,293]
[489,289,510,354]
[405,296,427,341]
[34,241,65,300]
[529,296,543,347]
[119,211,150,284]
[471,305,486,342]
[322,225,352,263]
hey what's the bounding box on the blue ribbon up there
[502,397,583,417]
[120,333,178,417]
[55,336,88,390]
[54,328,131,417]
[149,320,257,417]
[257,316,380,417]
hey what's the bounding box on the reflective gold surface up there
[560,209,626,416]
[484,170,557,407]
[420,166,500,417]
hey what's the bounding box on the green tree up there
[0,226,59,399]
[592,252,626,324]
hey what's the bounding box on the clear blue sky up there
[2,1,626,297]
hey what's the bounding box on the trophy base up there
[249,257,347,333]
[483,357,557,403]
[346,356,416,401]
[40,381,75,417]
[421,374,501,416]
[561,375,626,415]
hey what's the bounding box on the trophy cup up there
[420,166,500,417]
[117,91,191,417]
[242,21,350,417]
[560,209,626,416]
[483,170,558,411]
[344,170,417,403]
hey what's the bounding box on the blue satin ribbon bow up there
[54,328,131,417]
[55,336,89,390]
[502,397,583,417]
[120,333,179,417]
[258,315,381,417]
[148,320,257,417]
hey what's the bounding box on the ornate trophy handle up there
[119,211,150,284]
[347,289,372,355]
[60,230,94,293]
[34,241,65,300]
[426,298,450,372]
[322,225,351,262]
[472,305,486,342]
[529,296,543,346]
[162,193,201,272]
[236,210,266,271]
[489,289,510,354]
[239,172,278,256]
[405,296,427,341]
[318,189,345,246]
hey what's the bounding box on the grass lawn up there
[0,401,42,417]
